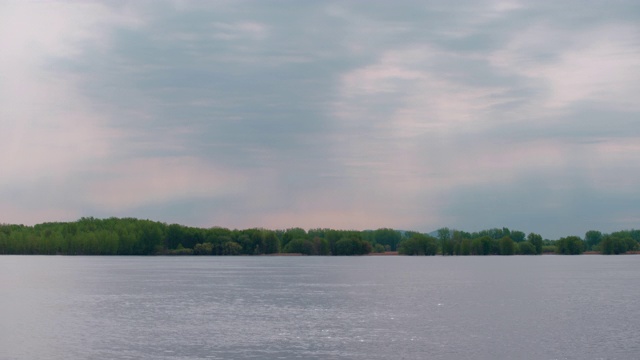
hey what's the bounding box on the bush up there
[518,242,536,255]
[222,241,242,255]
[312,237,331,255]
[398,234,437,255]
[601,234,638,254]
[335,237,371,255]
[373,244,386,253]
[167,248,193,255]
[283,238,315,255]
[193,242,213,255]
[498,237,515,255]
[555,236,584,255]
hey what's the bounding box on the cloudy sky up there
[1,1,639,239]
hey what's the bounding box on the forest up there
[0,217,638,256]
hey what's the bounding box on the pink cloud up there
[85,157,248,210]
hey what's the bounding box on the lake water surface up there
[1,256,639,359]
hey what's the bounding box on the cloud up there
[585,138,640,191]
[0,2,128,186]
[324,2,640,236]
[85,156,247,210]
[212,21,269,41]
[489,24,640,111]
[0,202,80,227]
[1,1,639,238]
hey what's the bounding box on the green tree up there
[459,238,472,255]
[373,244,386,253]
[335,237,371,255]
[373,228,402,251]
[510,231,526,243]
[527,233,543,255]
[193,242,213,255]
[263,231,280,254]
[518,241,536,255]
[168,243,194,255]
[584,230,602,251]
[601,233,637,254]
[235,234,253,254]
[312,237,330,255]
[398,233,438,255]
[481,236,494,255]
[470,238,482,255]
[282,228,307,249]
[222,241,242,255]
[283,238,315,255]
[498,236,515,255]
[437,227,451,256]
[556,236,584,255]
[166,224,186,250]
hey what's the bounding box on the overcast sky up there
[1,1,639,238]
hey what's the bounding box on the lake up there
[1,255,639,359]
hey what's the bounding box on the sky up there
[1,1,639,239]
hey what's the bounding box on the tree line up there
[0,218,637,256]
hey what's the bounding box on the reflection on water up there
[1,256,639,359]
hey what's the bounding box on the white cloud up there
[332,45,514,188]
[490,24,640,110]
[327,45,536,229]
[0,2,143,187]
[1,5,103,184]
